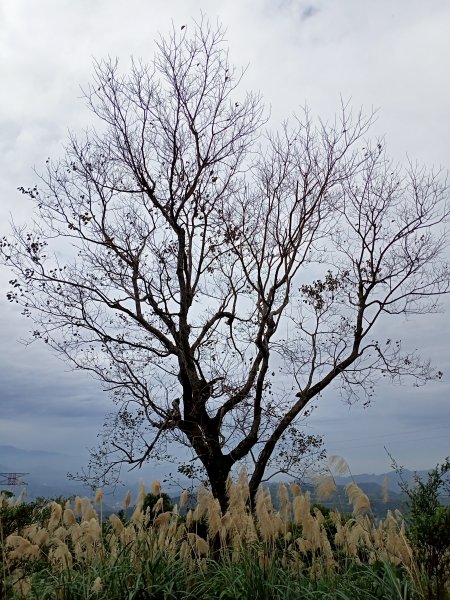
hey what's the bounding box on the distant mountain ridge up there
[334,469,431,493]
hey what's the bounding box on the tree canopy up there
[2,20,449,509]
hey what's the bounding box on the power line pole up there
[0,472,29,496]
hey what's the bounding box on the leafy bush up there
[143,491,174,516]
[1,492,51,599]
[393,457,450,600]
[0,493,49,539]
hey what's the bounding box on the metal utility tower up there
[0,472,29,495]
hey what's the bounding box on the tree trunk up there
[206,459,232,514]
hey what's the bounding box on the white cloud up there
[0,0,449,477]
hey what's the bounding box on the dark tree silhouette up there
[1,20,449,511]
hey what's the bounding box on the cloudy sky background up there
[1,0,449,485]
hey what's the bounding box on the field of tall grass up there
[1,471,447,599]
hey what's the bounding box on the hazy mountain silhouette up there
[1,444,445,516]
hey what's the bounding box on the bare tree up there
[2,20,449,510]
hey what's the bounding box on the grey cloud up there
[0,354,109,421]
[0,0,449,478]
[301,5,320,20]
[0,121,22,149]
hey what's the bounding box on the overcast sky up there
[0,0,449,484]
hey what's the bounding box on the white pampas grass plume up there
[130,486,145,525]
[345,482,371,516]
[50,540,73,570]
[13,577,31,597]
[22,524,37,540]
[153,496,164,515]
[6,535,40,561]
[187,532,209,556]
[167,516,178,541]
[293,492,311,526]
[263,487,273,512]
[315,475,336,500]
[296,537,312,555]
[136,482,146,509]
[63,508,76,527]
[131,504,144,525]
[123,490,132,510]
[70,523,82,545]
[74,496,83,515]
[52,526,69,542]
[81,497,92,513]
[109,514,124,534]
[220,512,231,534]
[15,488,26,505]
[382,476,389,503]
[92,577,103,593]
[108,532,119,559]
[0,493,14,508]
[290,482,301,497]
[255,487,275,542]
[48,502,63,532]
[207,497,222,539]
[179,489,189,508]
[180,540,190,560]
[238,466,250,503]
[154,511,171,528]
[151,480,161,496]
[82,506,98,522]
[244,513,258,544]
[193,483,209,521]
[186,509,193,529]
[328,455,350,476]
[94,488,103,504]
[278,483,290,523]
[81,518,101,545]
[33,527,49,547]
[315,476,336,501]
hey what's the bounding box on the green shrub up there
[143,491,174,515]
[0,494,49,539]
[393,457,450,600]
